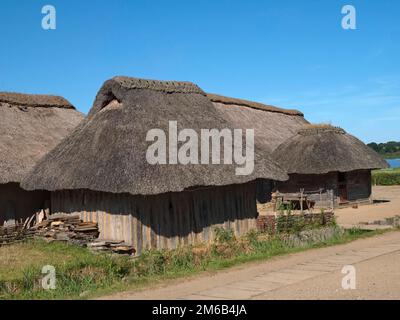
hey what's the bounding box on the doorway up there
[338,172,348,203]
[4,201,16,227]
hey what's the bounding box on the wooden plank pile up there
[32,214,100,245]
[0,213,39,245]
[0,212,136,255]
[0,223,35,245]
[0,213,99,247]
[87,240,136,255]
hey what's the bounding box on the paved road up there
[101,230,400,300]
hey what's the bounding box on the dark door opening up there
[4,201,16,227]
[338,172,348,203]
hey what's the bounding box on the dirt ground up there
[100,230,400,300]
[335,186,400,226]
[253,249,400,300]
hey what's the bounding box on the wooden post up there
[271,191,277,212]
[300,188,304,213]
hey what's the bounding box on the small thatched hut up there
[22,77,288,253]
[0,92,84,226]
[272,125,389,206]
[207,93,309,203]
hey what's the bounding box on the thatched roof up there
[0,92,73,108]
[272,124,389,174]
[208,93,309,152]
[0,92,84,184]
[22,76,288,196]
[208,93,304,116]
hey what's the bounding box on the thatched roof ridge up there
[0,92,74,109]
[298,124,346,136]
[207,93,303,116]
[113,76,205,94]
[0,93,84,184]
[272,124,389,174]
[209,93,309,153]
[22,76,288,196]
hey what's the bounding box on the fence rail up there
[273,188,335,212]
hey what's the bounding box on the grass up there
[372,168,400,186]
[0,225,393,300]
[382,152,400,159]
[0,240,132,299]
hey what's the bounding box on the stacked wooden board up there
[87,240,136,255]
[0,213,136,255]
[32,214,100,245]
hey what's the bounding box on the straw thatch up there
[0,92,73,108]
[272,124,389,174]
[207,93,303,116]
[208,93,309,152]
[0,92,84,184]
[22,76,288,195]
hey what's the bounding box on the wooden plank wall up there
[276,172,339,195]
[51,182,258,254]
[347,170,372,201]
[275,170,372,206]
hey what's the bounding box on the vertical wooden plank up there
[160,194,167,249]
[100,192,106,241]
[170,193,176,249]
[188,193,195,245]
[134,197,142,255]
[150,198,157,249]
[127,195,134,248]
[192,192,200,243]
[139,197,148,251]
[170,193,177,248]
[181,193,188,246]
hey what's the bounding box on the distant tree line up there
[368,141,400,156]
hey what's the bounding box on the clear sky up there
[1,0,399,143]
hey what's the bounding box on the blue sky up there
[0,0,399,143]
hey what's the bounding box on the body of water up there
[386,158,400,168]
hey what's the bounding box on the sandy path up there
[253,249,400,300]
[100,230,400,300]
[335,186,400,226]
